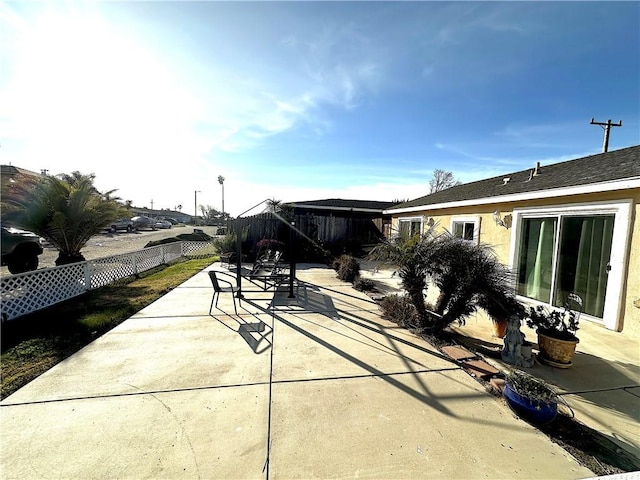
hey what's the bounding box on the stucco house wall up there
[388,147,640,339]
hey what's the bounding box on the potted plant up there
[525,301,580,368]
[504,370,558,425]
[480,292,526,340]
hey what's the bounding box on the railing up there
[0,241,217,321]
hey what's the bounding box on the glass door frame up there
[509,199,632,331]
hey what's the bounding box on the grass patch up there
[1,256,217,400]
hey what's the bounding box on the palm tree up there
[2,171,129,265]
[266,198,281,213]
[369,225,441,328]
[424,234,523,334]
[370,227,522,335]
[265,198,294,221]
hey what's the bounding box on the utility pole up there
[590,118,622,153]
[218,175,225,218]
[194,190,201,225]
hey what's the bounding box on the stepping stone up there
[462,359,500,380]
[441,345,477,361]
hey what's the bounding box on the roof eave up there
[291,204,388,213]
[384,177,640,215]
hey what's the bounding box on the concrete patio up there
[0,262,634,479]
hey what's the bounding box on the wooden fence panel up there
[231,213,383,259]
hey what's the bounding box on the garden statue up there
[502,314,535,367]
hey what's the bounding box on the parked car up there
[131,216,157,231]
[215,227,227,235]
[106,218,134,233]
[1,225,44,274]
[154,220,172,229]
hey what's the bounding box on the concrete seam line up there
[558,385,640,396]
[269,367,462,386]
[263,309,276,478]
[0,369,464,408]
[0,382,272,407]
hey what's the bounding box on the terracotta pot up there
[537,331,579,367]
[492,319,508,338]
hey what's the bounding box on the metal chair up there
[208,271,239,314]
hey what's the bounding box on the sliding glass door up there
[517,217,557,303]
[517,214,614,318]
[554,215,614,317]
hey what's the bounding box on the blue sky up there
[2,1,638,216]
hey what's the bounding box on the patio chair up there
[208,271,239,314]
[250,250,283,275]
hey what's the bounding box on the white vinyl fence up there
[1,241,216,321]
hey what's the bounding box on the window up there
[398,217,422,238]
[510,200,632,330]
[516,215,613,317]
[451,217,480,243]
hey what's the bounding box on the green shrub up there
[145,232,213,248]
[334,254,360,283]
[353,277,375,292]
[144,237,179,248]
[177,232,213,242]
[379,295,418,327]
[212,233,237,253]
[298,238,333,263]
[325,239,365,257]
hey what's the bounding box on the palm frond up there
[1,172,129,263]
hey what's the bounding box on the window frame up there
[396,216,423,238]
[509,199,632,331]
[450,216,481,244]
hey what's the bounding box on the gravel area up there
[1,225,220,277]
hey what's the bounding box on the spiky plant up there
[369,225,441,328]
[2,172,129,265]
[371,227,523,336]
[426,233,523,334]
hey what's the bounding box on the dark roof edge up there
[386,145,640,213]
[290,204,389,213]
[384,175,640,214]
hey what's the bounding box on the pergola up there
[230,199,297,299]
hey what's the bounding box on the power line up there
[590,118,622,153]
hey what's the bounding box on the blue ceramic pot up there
[504,382,557,425]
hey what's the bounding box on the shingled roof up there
[0,165,42,178]
[289,198,399,212]
[388,145,640,212]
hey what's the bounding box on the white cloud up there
[3,2,633,219]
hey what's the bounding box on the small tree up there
[2,171,129,265]
[266,198,294,221]
[370,228,522,336]
[429,169,461,193]
[426,235,521,332]
[369,224,441,328]
[200,204,224,224]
